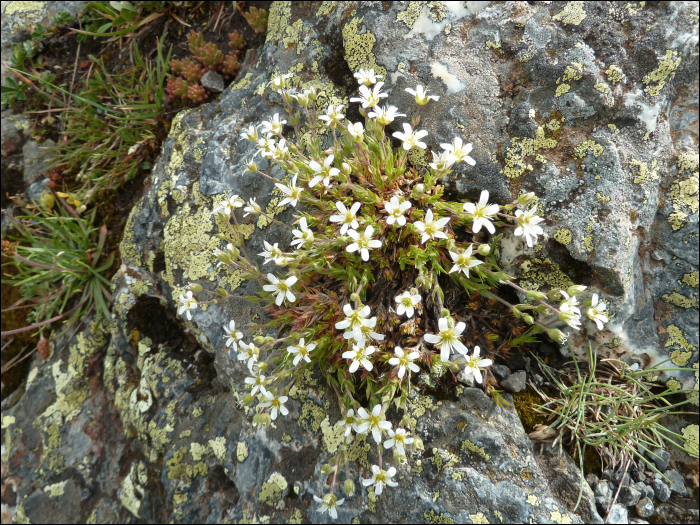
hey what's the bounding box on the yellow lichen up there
[550,505,573,524]
[460,439,490,461]
[630,159,658,184]
[316,1,338,17]
[574,140,604,159]
[469,512,490,524]
[502,126,558,179]
[681,272,699,287]
[289,509,304,524]
[665,325,697,354]
[662,292,698,309]
[677,152,699,173]
[682,425,698,458]
[259,472,288,506]
[555,83,570,97]
[596,192,611,204]
[643,50,681,97]
[519,257,575,292]
[552,2,586,25]
[561,63,583,82]
[397,1,427,29]
[668,172,698,230]
[554,229,572,245]
[342,16,387,78]
[527,494,540,506]
[265,2,293,45]
[605,65,625,84]
[424,509,455,524]
[237,441,248,462]
[321,415,349,453]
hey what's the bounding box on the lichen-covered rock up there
[3,1,698,523]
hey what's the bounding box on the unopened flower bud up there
[566,285,587,297]
[228,246,240,259]
[536,304,549,314]
[518,192,536,205]
[307,85,318,100]
[256,361,268,372]
[413,183,425,197]
[245,160,257,173]
[526,290,547,301]
[547,329,567,343]
[188,283,203,293]
[440,308,451,318]
[477,244,491,256]
[254,335,266,345]
[320,463,335,475]
[522,314,534,325]
[413,436,424,452]
[341,162,352,175]
[350,293,361,303]
[344,479,356,497]
[259,413,272,427]
[242,394,255,406]
[393,450,408,465]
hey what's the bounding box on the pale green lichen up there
[527,494,540,506]
[265,2,293,45]
[191,442,207,461]
[321,415,349,453]
[596,192,611,204]
[677,152,699,173]
[682,425,698,458]
[501,126,558,179]
[121,463,145,518]
[574,140,604,159]
[550,505,573,524]
[289,509,304,523]
[552,2,586,25]
[555,83,570,97]
[259,472,288,506]
[630,159,658,184]
[397,1,427,29]
[662,291,698,309]
[668,171,698,230]
[424,509,455,524]
[554,229,572,245]
[519,257,575,292]
[44,480,67,497]
[5,1,46,16]
[605,65,625,84]
[237,441,248,462]
[316,1,338,17]
[461,439,490,461]
[643,50,681,96]
[469,512,490,524]
[209,437,227,462]
[560,63,583,83]
[681,272,699,287]
[342,16,387,78]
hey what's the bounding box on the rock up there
[617,485,641,507]
[201,70,225,93]
[22,139,55,185]
[613,471,632,487]
[635,498,655,519]
[603,468,615,482]
[654,503,699,524]
[634,481,654,501]
[630,467,646,483]
[647,448,671,471]
[587,473,600,490]
[663,469,689,496]
[500,370,527,393]
[492,364,510,380]
[27,178,51,201]
[595,480,612,510]
[652,480,672,502]
[607,504,629,524]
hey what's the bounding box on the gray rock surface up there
[21,138,55,184]
[649,448,671,471]
[663,469,689,496]
[595,480,612,509]
[618,485,642,507]
[635,498,655,519]
[652,479,672,502]
[500,370,527,393]
[607,504,630,524]
[201,70,225,93]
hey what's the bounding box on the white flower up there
[256,136,275,158]
[245,160,258,173]
[261,113,286,135]
[287,337,316,366]
[275,174,303,207]
[346,226,382,262]
[259,391,289,420]
[178,291,198,320]
[224,320,243,351]
[368,104,405,126]
[586,294,609,330]
[514,206,545,247]
[240,124,258,142]
[293,90,311,107]
[318,104,345,129]
[355,405,392,444]
[347,121,365,142]
[558,290,582,330]
[392,122,429,151]
[259,240,287,265]
[270,137,289,160]
[383,428,414,455]
[291,217,314,248]
[243,197,262,217]
[463,190,499,234]
[462,346,493,384]
[329,201,360,234]
[268,73,291,91]
[429,150,457,173]
[212,195,243,217]
[237,341,259,370]
[309,155,340,188]
[335,304,373,342]
[343,409,358,437]
[362,465,398,495]
[395,291,421,318]
[424,317,468,362]
[350,82,388,108]
[448,244,483,278]
[384,196,412,226]
[354,68,383,86]
[244,373,267,395]
[342,344,376,373]
[440,137,475,165]
[345,317,384,347]
[388,347,420,379]
[313,494,344,520]
[262,273,298,306]
[414,209,450,243]
[405,85,439,105]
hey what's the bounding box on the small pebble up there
[635,498,655,519]
[651,480,671,502]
